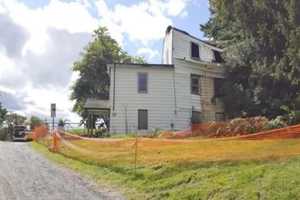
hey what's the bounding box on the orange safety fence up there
[32,125,62,152]
[158,117,300,140]
[32,125,49,140]
[237,124,300,140]
[30,123,300,169]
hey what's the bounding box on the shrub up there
[264,116,287,130]
[0,128,8,141]
[206,117,269,137]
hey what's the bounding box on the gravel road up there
[0,142,124,200]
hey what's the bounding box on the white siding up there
[109,65,176,133]
[172,59,225,129]
[162,30,173,64]
[172,29,216,63]
[107,27,226,133]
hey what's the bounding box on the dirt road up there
[0,142,124,200]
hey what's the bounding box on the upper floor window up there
[191,74,201,95]
[138,72,148,93]
[213,50,223,63]
[191,42,200,59]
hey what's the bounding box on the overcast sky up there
[0,0,210,122]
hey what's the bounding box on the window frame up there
[191,74,201,95]
[138,109,148,130]
[137,72,148,94]
[191,42,200,60]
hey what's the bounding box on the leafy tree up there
[30,116,43,129]
[5,113,26,125]
[58,118,68,128]
[71,27,144,117]
[0,103,7,127]
[202,0,300,119]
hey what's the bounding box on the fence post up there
[134,132,138,175]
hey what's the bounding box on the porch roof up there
[84,98,110,110]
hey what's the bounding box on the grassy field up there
[33,137,300,199]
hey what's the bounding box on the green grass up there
[67,128,86,135]
[32,141,300,200]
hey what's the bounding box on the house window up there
[191,74,201,95]
[191,42,200,59]
[138,109,148,130]
[214,78,224,97]
[191,111,202,124]
[213,50,223,63]
[138,73,148,93]
[215,112,225,122]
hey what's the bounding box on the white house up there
[86,26,225,134]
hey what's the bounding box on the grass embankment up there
[32,138,300,200]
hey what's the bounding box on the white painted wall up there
[109,64,176,133]
[162,28,222,64]
[172,58,225,130]
[161,27,225,130]
[162,30,172,64]
[107,27,225,133]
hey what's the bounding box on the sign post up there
[51,103,56,133]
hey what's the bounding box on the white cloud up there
[95,0,190,45]
[1,0,98,54]
[0,0,191,121]
[137,48,160,60]
[0,0,93,121]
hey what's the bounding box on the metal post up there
[125,106,128,134]
[134,132,138,175]
[52,116,54,134]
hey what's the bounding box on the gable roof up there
[166,26,223,52]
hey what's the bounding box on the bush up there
[264,116,287,130]
[0,128,8,141]
[287,110,300,125]
[207,116,269,137]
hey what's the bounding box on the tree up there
[5,113,26,125]
[58,118,68,128]
[30,116,43,130]
[202,0,300,119]
[71,27,144,118]
[0,103,7,127]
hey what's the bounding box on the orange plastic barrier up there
[32,125,48,140]
[51,132,61,152]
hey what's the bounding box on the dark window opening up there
[138,109,148,130]
[191,74,201,95]
[214,78,224,97]
[138,73,148,93]
[191,42,200,59]
[215,112,225,122]
[191,111,202,124]
[213,50,224,63]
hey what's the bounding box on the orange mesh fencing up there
[237,124,300,140]
[158,117,300,139]
[32,125,49,141]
